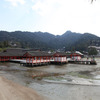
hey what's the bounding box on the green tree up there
[0,42,4,48]
[3,41,9,47]
[88,47,98,55]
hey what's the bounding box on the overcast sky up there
[0,0,100,36]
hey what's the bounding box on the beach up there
[0,58,100,100]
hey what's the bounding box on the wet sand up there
[29,81,100,100]
[0,58,100,100]
[0,76,45,100]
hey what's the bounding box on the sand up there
[0,76,45,100]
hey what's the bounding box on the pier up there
[68,60,97,65]
[9,59,97,67]
[10,59,50,67]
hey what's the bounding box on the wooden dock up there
[10,59,50,67]
[50,61,67,65]
[68,60,97,65]
[9,59,97,67]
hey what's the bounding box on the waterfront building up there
[66,51,84,61]
[0,48,67,65]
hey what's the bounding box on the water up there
[0,58,100,100]
[29,58,100,100]
[29,82,100,100]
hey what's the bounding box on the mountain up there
[72,33,100,51]
[60,31,82,49]
[0,30,100,51]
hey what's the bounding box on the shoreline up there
[0,60,100,100]
[0,76,46,100]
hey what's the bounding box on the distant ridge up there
[0,30,100,51]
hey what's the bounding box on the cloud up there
[31,0,89,16]
[5,0,25,7]
[31,0,100,36]
[32,0,61,16]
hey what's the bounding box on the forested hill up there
[0,31,100,51]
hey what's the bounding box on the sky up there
[0,0,100,36]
